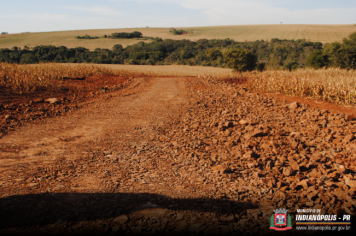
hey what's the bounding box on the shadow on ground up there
[0,192,256,233]
[1,192,355,236]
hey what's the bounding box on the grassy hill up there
[1,24,356,51]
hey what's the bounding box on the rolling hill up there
[1,24,356,51]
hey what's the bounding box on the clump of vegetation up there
[1,32,8,35]
[110,31,142,39]
[283,61,299,71]
[223,48,257,72]
[306,50,329,69]
[306,32,356,69]
[169,28,188,35]
[76,35,99,39]
[129,51,163,61]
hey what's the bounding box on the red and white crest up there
[270,208,292,231]
[275,213,287,227]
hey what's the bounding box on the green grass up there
[1,24,356,51]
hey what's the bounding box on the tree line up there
[0,32,355,71]
[76,31,143,39]
[76,34,99,39]
[169,28,188,35]
[306,32,356,70]
[110,31,142,39]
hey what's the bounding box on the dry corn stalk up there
[0,62,157,94]
[205,68,356,107]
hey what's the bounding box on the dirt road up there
[0,76,355,236]
[0,77,185,172]
[1,77,245,236]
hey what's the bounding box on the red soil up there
[261,92,356,117]
[0,75,128,107]
[0,75,129,135]
[222,77,356,117]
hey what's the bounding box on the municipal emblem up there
[270,208,292,231]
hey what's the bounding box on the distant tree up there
[76,34,99,39]
[19,54,38,64]
[323,42,342,67]
[284,61,299,71]
[223,48,257,71]
[171,29,187,35]
[150,43,165,52]
[256,62,266,71]
[206,48,222,61]
[340,32,356,69]
[306,50,329,69]
[112,44,123,54]
[131,31,142,38]
[152,37,163,43]
[111,31,142,39]
[321,33,356,69]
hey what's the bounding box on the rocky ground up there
[0,75,130,136]
[0,76,355,236]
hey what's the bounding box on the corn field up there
[0,62,156,94]
[236,68,356,106]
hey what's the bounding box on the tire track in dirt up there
[0,77,186,171]
[0,76,190,207]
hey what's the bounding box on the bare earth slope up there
[0,76,355,235]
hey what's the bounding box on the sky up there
[1,0,356,33]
